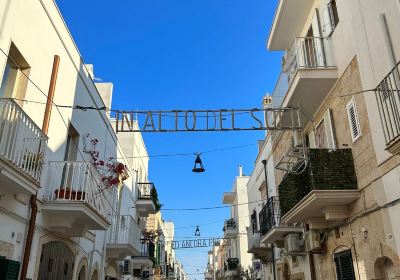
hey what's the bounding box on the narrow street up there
[0,1,400,280]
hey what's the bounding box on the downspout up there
[261,160,276,280]
[20,55,60,280]
[378,14,396,69]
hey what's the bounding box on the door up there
[311,9,326,67]
[60,125,79,191]
[334,250,356,280]
[37,241,74,280]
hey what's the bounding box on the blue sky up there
[57,0,280,277]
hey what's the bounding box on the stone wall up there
[270,57,400,279]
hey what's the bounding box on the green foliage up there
[278,149,358,216]
[151,186,162,211]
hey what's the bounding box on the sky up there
[57,0,281,278]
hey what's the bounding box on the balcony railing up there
[267,37,335,128]
[223,218,237,231]
[259,197,280,236]
[137,182,161,211]
[43,161,111,221]
[247,227,261,249]
[227,258,239,270]
[278,149,357,217]
[139,239,156,262]
[108,215,141,249]
[0,98,47,183]
[375,61,400,153]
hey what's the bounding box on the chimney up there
[238,165,243,177]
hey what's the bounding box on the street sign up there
[113,107,302,133]
[168,238,222,249]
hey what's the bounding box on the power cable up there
[162,199,264,211]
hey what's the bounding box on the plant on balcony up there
[227,258,239,270]
[278,149,358,216]
[151,186,162,211]
[142,229,162,243]
[86,137,129,190]
[239,267,257,280]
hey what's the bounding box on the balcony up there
[259,197,302,246]
[223,218,238,238]
[270,37,337,124]
[268,0,314,50]
[222,192,236,204]
[132,239,156,268]
[279,149,359,229]
[224,258,239,277]
[41,161,111,236]
[106,215,142,260]
[375,60,400,154]
[247,228,272,264]
[136,183,160,217]
[0,99,47,195]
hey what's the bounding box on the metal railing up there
[227,258,239,270]
[138,239,156,261]
[259,197,281,236]
[286,37,335,73]
[43,161,111,221]
[247,227,261,249]
[375,61,400,147]
[0,99,47,183]
[137,182,155,200]
[224,218,237,231]
[108,215,141,250]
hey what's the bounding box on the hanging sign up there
[168,238,222,249]
[113,108,301,133]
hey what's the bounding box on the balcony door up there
[60,125,79,190]
[300,10,325,68]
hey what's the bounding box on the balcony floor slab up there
[281,190,360,229]
[42,201,110,235]
[261,226,303,245]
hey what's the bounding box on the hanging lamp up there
[192,154,205,173]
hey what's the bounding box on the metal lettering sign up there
[113,108,302,133]
[168,238,222,249]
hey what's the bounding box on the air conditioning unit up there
[305,230,321,252]
[284,233,301,253]
[122,259,133,275]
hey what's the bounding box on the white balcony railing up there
[0,99,47,183]
[43,161,111,221]
[109,215,142,250]
[247,227,261,250]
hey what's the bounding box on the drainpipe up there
[20,55,60,280]
[378,14,396,69]
[261,160,276,280]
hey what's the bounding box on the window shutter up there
[334,250,356,280]
[323,109,336,149]
[346,98,362,142]
[322,6,333,36]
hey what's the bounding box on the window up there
[334,250,356,280]
[315,109,336,149]
[346,98,362,142]
[322,0,340,36]
[0,43,30,103]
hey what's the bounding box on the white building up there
[0,1,160,279]
[220,166,252,279]
[250,0,400,279]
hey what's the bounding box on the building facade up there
[0,1,171,279]
[253,0,400,279]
